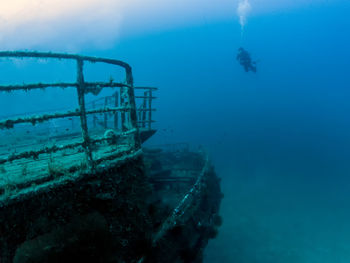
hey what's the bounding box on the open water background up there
[1,1,350,262]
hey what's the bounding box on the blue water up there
[119,2,350,262]
[2,1,350,262]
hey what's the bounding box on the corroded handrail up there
[87,87,158,131]
[0,51,139,169]
[0,51,132,70]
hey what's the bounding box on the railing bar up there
[0,83,77,92]
[0,110,80,129]
[0,128,140,165]
[135,96,157,99]
[89,128,138,143]
[137,120,156,123]
[84,82,131,88]
[86,107,130,114]
[134,87,158,90]
[0,51,132,70]
[0,82,131,93]
[85,107,130,115]
[87,96,113,104]
[0,107,76,119]
[0,107,130,129]
[137,109,157,112]
[0,141,84,165]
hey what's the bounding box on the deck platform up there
[0,51,157,200]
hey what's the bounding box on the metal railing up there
[0,51,140,171]
[135,87,157,130]
[86,87,157,131]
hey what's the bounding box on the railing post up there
[148,90,152,130]
[125,67,141,148]
[120,90,127,131]
[142,91,147,128]
[104,97,108,129]
[114,91,119,129]
[76,59,94,169]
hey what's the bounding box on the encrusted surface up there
[0,153,152,263]
[0,149,223,263]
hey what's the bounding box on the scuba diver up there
[236,47,257,73]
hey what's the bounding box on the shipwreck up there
[0,51,222,263]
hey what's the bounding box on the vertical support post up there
[114,91,119,130]
[142,91,147,128]
[76,59,94,169]
[92,101,97,129]
[138,106,141,124]
[148,90,152,130]
[125,66,141,148]
[104,97,108,129]
[120,90,126,131]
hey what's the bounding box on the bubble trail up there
[237,0,251,35]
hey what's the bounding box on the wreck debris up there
[0,51,156,175]
[0,52,222,263]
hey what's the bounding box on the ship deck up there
[0,129,132,194]
[0,51,157,199]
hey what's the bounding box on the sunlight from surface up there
[0,0,334,50]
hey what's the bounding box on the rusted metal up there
[0,83,76,92]
[141,91,147,128]
[120,89,127,131]
[0,51,132,70]
[104,97,109,129]
[92,101,97,128]
[137,120,156,123]
[135,96,157,99]
[134,87,158,90]
[76,59,94,169]
[0,107,129,129]
[84,82,131,89]
[0,51,156,173]
[114,92,119,129]
[125,67,140,148]
[86,88,156,130]
[0,82,131,93]
[137,109,156,112]
[148,90,153,129]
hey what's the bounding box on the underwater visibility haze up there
[1,0,350,262]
